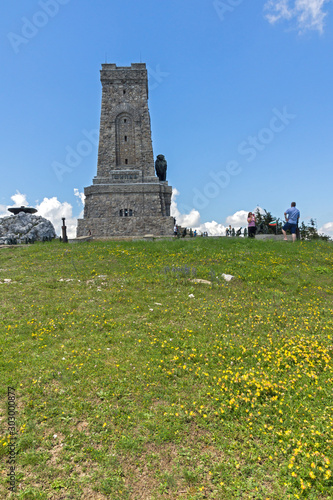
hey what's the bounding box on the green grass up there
[0,237,332,499]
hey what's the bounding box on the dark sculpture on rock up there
[155,154,167,182]
[8,206,37,215]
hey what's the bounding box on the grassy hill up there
[1,237,332,500]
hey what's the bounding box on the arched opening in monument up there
[116,112,135,166]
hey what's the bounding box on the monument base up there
[77,215,174,238]
[77,180,174,238]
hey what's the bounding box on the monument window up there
[124,119,127,123]
[119,208,133,217]
[123,89,126,94]
[124,136,127,142]
[125,159,128,164]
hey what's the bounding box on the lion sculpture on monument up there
[155,154,167,182]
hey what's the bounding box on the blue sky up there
[1,0,333,236]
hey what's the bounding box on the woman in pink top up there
[247,212,256,238]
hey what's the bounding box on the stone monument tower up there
[76,63,174,238]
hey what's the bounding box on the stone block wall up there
[77,215,174,238]
[96,63,155,181]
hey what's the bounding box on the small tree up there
[299,219,330,241]
[254,209,282,234]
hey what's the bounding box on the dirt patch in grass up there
[119,425,229,500]
[49,443,65,465]
[79,489,109,500]
[76,420,89,434]
[120,442,179,499]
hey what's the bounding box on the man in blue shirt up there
[282,202,300,242]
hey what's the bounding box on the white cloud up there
[197,220,227,236]
[0,189,85,239]
[264,0,330,33]
[0,191,30,217]
[264,0,295,23]
[171,188,252,236]
[10,190,29,207]
[319,221,333,238]
[171,188,201,227]
[74,188,85,205]
[225,210,249,227]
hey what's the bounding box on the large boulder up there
[0,212,56,244]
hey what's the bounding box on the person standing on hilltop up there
[247,212,256,238]
[282,202,300,243]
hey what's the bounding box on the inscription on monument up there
[110,170,140,182]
